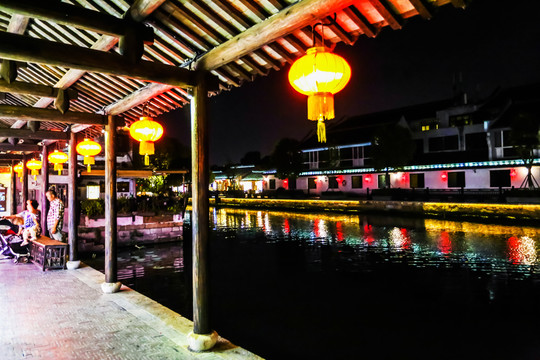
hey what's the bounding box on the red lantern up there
[13,162,23,182]
[48,150,68,175]
[441,172,448,181]
[129,116,163,166]
[76,138,101,173]
[289,47,351,143]
[365,175,372,183]
[26,159,42,181]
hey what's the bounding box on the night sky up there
[158,0,540,166]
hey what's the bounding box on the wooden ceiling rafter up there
[368,0,403,30]
[342,6,378,38]
[0,0,457,144]
[408,0,433,19]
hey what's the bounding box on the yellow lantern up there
[13,162,23,183]
[26,159,42,181]
[129,116,163,165]
[76,138,101,173]
[288,46,351,142]
[48,150,68,175]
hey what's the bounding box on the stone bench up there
[29,236,67,271]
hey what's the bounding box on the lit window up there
[87,185,100,200]
[422,125,430,131]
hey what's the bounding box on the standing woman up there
[45,189,64,241]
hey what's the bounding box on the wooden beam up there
[0,0,154,44]
[0,128,69,140]
[21,154,28,207]
[408,0,433,19]
[191,72,212,338]
[450,0,467,9]
[68,131,78,264]
[0,143,40,151]
[193,0,357,71]
[2,0,163,142]
[104,115,118,285]
[343,6,377,38]
[0,80,78,99]
[7,14,29,34]
[0,104,107,125]
[40,144,48,235]
[369,0,403,30]
[0,32,197,88]
[10,161,16,214]
[0,154,23,160]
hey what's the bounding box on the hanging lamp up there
[26,159,42,181]
[288,23,351,143]
[129,105,163,166]
[48,149,69,175]
[76,138,101,173]
[13,162,23,182]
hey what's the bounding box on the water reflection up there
[508,236,537,265]
[85,208,540,359]
[208,207,540,278]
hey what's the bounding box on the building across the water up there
[259,83,540,198]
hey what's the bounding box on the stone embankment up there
[78,214,183,252]
[211,198,540,225]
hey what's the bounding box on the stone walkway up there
[0,258,263,360]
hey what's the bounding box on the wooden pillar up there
[68,131,78,261]
[191,72,212,335]
[21,153,28,210]
[10,160,16,214]
[104,115,117,284]
[40,144,49,234]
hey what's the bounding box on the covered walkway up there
[0,259,261,360]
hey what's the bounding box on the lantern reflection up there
[438,231,452,255]
[313,218,328,239]
[283,218,290,235]
[508,236,537,265]
[363,224,374,245]
[336,221,344,242]
[389,227,411,250]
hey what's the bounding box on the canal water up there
[83,208,540,359]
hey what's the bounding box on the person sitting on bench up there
[5,199,41,246]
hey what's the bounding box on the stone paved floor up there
[0,258,262,360]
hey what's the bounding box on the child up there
[6,200,41,246]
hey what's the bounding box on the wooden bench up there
[29,236,67,271]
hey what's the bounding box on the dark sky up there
[158,0,540,166]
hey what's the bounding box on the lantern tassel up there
[87,164,91,173]
[317,119,326,143]
[145,154,150,166]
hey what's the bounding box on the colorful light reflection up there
[508,236,537,265]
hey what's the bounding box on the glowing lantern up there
[288,46,351,143]
[48,150,68,175]
[26,159,42,180]
[441,172,448,181]
[510,168,517,178]
[129,117,163,166]
[13,162,23,182]
[76,138,101,173]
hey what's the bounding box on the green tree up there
[134,136,190,195]
[370,124,415,188]
[270,138,302,189]
[510,112,540,189]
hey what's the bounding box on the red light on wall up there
[510,169,517,178]
[401,173,407,182]
[441,172,447,181]
[337,175,344,183]
[365,175,372,183]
